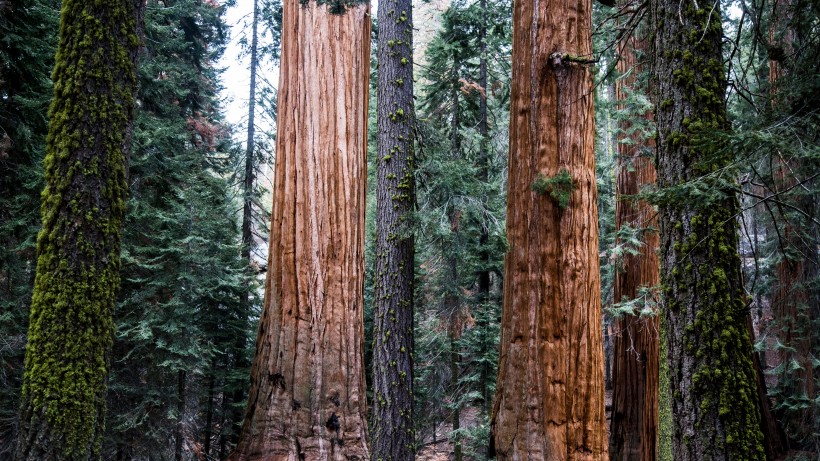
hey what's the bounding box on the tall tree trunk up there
[14,0,143,459]
[476,0,492,417]
[449,334,462,461]
[489,0,608,456]
[228,1,371,459]
[370,0,416,458]
[446,221,462,461]
[224,0,261,451]
[609,30,660,461]
[203,373,215,458]
[175,370,187,461]
[650,0,767,458]
[769,0,816,449]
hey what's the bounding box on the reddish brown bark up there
[769,0,815,447]
[227,2,371,459]
[489,0,608,457]
[609,31,660,461]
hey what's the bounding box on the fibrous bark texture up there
[769,0,816,449]
[609,31,660,461]
[489,0,608,457]
[371,0,415,457]
[14,0,142,459]
[228,2,371,459]
[650,0,766,458]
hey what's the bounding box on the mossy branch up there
[549,52,599,67]
[531,168,575,209]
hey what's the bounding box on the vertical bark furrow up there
[609,29,660,461]
[371,0,416,458]
[229,3,371,460]
[490,0,607,457]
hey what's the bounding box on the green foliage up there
[0,0,58,455]
[724,0,820,453]
[410,0,511,453]
[104,1,258,459]
[531,169,575,209]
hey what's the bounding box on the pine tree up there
[489,0,608,456]
[14,0,143,458]
[412,1,511,456]
[229,0,371,458]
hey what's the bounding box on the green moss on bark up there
[651,0,768,457]
[16,0,140,459]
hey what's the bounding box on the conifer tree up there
[229,0,371,458]
[768,0,817,449]
[371,0,416,457]
[0,1,58,454]
[412,1,510,455]
[649,0,768,457]
[14,0,143,458]
[489,0,608,456]
[104,2,251,458]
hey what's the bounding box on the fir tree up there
[104,2,251,459]
[0,1,58,455]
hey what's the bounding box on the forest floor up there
[415,391,615,460]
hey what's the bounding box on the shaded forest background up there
[0,0,817,459]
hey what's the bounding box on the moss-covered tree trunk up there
[227,1,371,459]
[14,0,143,459]
[650,0,766,458]
[370,0,415,456]
[488,0,608,456]
[609,30,660,461]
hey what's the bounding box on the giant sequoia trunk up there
[14,0,143,459]
[768,0,816,449]
[370,0,416,457]
[609,31,660,461]
[650,0,767,459]
[227,1,371,459]
[489,0,608,457]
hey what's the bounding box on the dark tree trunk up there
[14,0,143,459]
[609,29,660,461]
[445,225,462,461]
[449,334,462,461]
[203,373,215,458]
[224,0,260,452]
[650,0,767,458]
[489,0,608,456]
[476,0,491,417]
[175,370,187,461]
[227,1,371,459]
[370,0,416,458]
